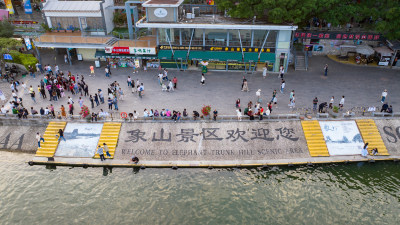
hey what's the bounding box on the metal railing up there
[35,35,111,44]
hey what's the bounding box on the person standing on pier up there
[103,143,111,158]
[97,145,106,161]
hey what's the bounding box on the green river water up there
[1,151,399,225]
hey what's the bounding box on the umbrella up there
[356,45,375,56]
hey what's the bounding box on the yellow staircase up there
[301,120,329,157]
[35,121,67,157]
[356,119,389,156]
[94,122,121,159]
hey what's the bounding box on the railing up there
[292,45,298,69]
[182,4,221,14]
[35,35,111,44]
[0,113,300,122]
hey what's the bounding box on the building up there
[136,0,297,72]
[34,0,157,67]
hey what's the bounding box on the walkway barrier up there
[317,113,329,118]
[0,113,300,122]
[372,112,400,117]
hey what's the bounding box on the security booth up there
[374,46,394,66]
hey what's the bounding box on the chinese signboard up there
[114,121,310,161]
[295,31,384,41]
[159,45,275,53]
[105,47,156,55]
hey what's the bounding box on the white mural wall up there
[55,123,103,157]
[319,121,364,155]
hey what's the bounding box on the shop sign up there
[159,45,203,51]
[129,47,156,55]
[295,31,384,41]
[158,45,274,53]
[111,47,130,54]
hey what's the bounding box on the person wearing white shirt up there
[339,96,345,109]
[168,80,174,91]
[1,105,8,114]
[280,79,286,93]
[329,96,334,109]
[143,109,149,117]
[44,107,49,115]
[236,109,242,121]
[381,89,388,103]
[133,110,139,121]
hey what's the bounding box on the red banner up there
[112,47,130,54]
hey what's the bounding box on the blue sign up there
[24,0,32,14]
[3,54,12,60]
[24,38,32,50]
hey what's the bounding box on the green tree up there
[0,20,15,38]
[0,38,20,49]
[217,0,400,39]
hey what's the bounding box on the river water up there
[1,151,399,225]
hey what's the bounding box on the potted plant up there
[80,105,90,121]
[329,106,340,118]
[201,105,211,119]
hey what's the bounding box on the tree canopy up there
[0,20,15,38]
[217,0,400,39]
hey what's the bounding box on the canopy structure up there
[374,46,394,57]
[339,45,356,56]
[356,45,375,56]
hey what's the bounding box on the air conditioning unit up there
[192,7,200,17]
[186,13,192,19]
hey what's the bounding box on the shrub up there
[333,106,339,113]
[5,50,38,71]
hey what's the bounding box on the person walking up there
[329,96,334,109]
[30,91,36,103]
[36,132,45,148]
[280,79,285,93]
[89,95,94,108]
[381,89,387,103]
[172,77,178,89]
[235,98,240,108]
[89,65,95,77]
[339,96,345,109]
[103,143,111,158]
[313,97,318,111]
[324,64,328,76]
[242,79,249,92]
[106,67,111,77]
[57,129,66,142]
[271,90,277,102]
[200,73,205,85]
[289,90,294,103]
[262,65,267,79]
[107,97,113,110]
[68,103,74,115]
[279,65,284,78]
[256,89,261,103]
[94,94,100,106]
[290,94,295,108]
[97,145,106,161]
[127,76,132,87]
[78,97,84,108]
[60,105,67,119]
[113,96,119,111]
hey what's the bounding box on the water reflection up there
[0,152,399,225]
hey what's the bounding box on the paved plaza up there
[1,50,399,117]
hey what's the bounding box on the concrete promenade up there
[1,50,399,117]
